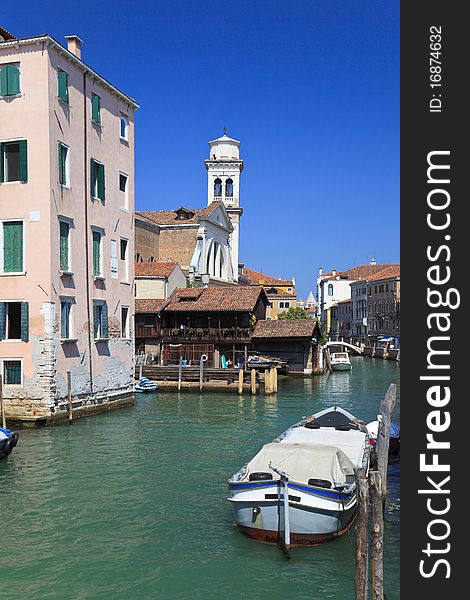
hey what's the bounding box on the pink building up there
[0,26,138,423]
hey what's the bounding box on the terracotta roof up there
[367,265,400,281]
[252,319,318,339]
[135,262,179,278]
[162,286,268,312]
[321,264,399,281]
[0,26,16,41]
[135,299,166,313]
[242,267,294,287]
[136,201,222,226]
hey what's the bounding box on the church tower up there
[205,133,244,280]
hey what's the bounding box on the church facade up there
[135,133,244,287]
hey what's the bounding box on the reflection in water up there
[0,357,399,600]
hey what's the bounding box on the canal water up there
[0,356,399,599]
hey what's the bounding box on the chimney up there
[332,269,336,277]
[64,35,84,59]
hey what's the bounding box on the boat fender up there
[304,422,320,429]
[4,438,13,456]
[12,432,19,447]
[249,472,273,481]
[335,424,350,431]
[201,354,208,362]
[308,478,332,489]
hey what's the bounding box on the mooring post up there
[264,368,272,395]
[199,355,204,392]
[178,356,183,391]
[244,345,248,371]
[324,347,332,373]
[272,367,278,393]
[67,371,73,423]
[139,352,144,380]
[238,367,244,395]
[0,374,6,429]
[354,467,369,600]
[370,471,384,600]
[251,369,257,395]
[376,383,397,499]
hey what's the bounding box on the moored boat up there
[0,427,19,459]
[228,406,370,548]
[366,418,400,456]
[330,352,352,371]
[135,377,158,393]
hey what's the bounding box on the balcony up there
[162,327,251,342]
[136,324,160,338]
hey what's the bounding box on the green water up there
[0,357,399,599]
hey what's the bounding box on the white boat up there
[228,406,370,548]
[135,377,158,393]
[330,352,352,371]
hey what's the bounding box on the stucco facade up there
[0,32,138,421]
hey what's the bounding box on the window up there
[0,301,29,341]
[285,302,290,308]
[279,302,284,309]
[90,159,105,200]
[59,220,71,272]
[0,140,28,183]
[121,305,130,338]
[57,69,69,103]
[120,115,129,140]
[60,297,73,339]
[119,173,128,209]
[225,178,233,197]
[58,142,69,187]
[1,221,24,273]
[0,63,20,97]
[2,359,22,385]
[91,94,101,124]
[110,239,118,279]
[214,178,222,197]
[92,229,103,277]
[120,238,129,281]
[93,301,108,340]
[328,283,333,296]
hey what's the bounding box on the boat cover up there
[281,427,368,468]
[243,442,355,486]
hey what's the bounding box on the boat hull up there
[331,363,352,371]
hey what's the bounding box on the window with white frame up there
[120,114,129,140]
[58,142,70,187]
[60,297,74,340]
[0,63,21,97]
[59,218,72,273]
[0,301,29,341]
[1,220,24,274]
[121,305,130,338]
[1,358,22,385]
[0,140,28,183]
[92,228,104,278]
[120,238,129,282]
[93,300,108,340]
[119,172,128,209]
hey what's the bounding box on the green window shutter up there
[0,67,7,96]
[3,221,23,272]
[93,302,99,338]
[58,143,67,185]
[0,302,6,340]
[101,302,108,338]
[60,221,69,270]
[19,140,28,182]
[91,94,101,124]
[92,231,101,276]
[58,70,68,103]
[6,65,20,95]
[98,163,105,200]
[21,302,29,342]
[90,159,96,197]
[0,143,4,183]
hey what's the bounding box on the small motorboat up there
[366,418,400,456]
[0,427,19,459]
[228,406,370,549]
[330,352,352,371]
[135,377,158,393]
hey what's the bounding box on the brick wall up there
[135,220,160,263]
[158,228,198,270]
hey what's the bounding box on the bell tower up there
[205,132,244,280]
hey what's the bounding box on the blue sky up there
[5,1,399,298]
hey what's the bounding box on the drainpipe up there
[83,71,94,395]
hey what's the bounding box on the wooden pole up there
[139,352,144,380]
[251,369,257,395]
[0,374,6,429]
[244,345,248,371]
[370,471,384,600]
[199,355,204,392]
[178,356,183,391]
[232,344,236,367]
[376,383,397,499]
[354,467,369,600]
[264,368,271,395]
[270,367,277,393]
[324,347,332,373]
[67,371,73,423]
[238,368,244,395]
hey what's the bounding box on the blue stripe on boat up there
[228,481,351,500]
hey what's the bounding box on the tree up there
[277,307,313,320]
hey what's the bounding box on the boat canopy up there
[282,427,368,468]
[243,442,355,486]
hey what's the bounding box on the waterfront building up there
[316,261,398,335]
[366,266,400,346]
[159,286,269,366]
[330,299,353,342]
[238,266,296,318]
[350,279,369,346]
[251,319,321,374]
[0,28,138,421]
[264,287,297,320]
